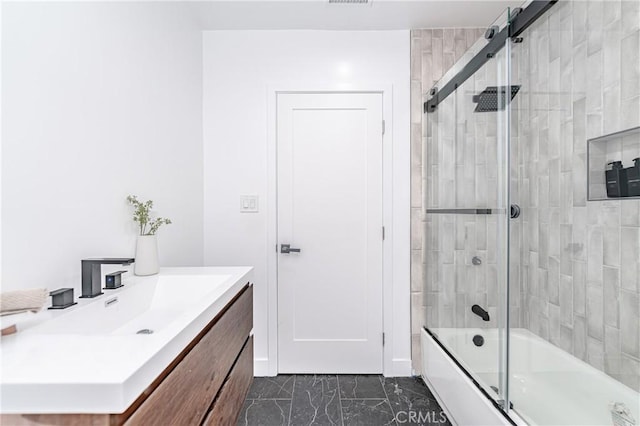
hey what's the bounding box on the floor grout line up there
[250,398,293,400]
[380,376,398,426]
[336,374,345,426]
[340,397,391,400]
[286,375,296,426]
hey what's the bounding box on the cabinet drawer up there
[125,285,253,426]
[203,336,254,426]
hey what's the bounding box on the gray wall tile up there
[620,227,640,293]
[604,266,621,328]
[587,282,604,340]
[605,324,621,375]
[621,1,640,38]
[574,315,587,360]
[621,354,640,391]
[621,31,640,100]
[620,290,639,358]
[410,27,484,373]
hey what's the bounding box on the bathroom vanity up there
[0,267,254,426]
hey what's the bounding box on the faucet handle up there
[105,271,127,290]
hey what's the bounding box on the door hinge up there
[382,226,385,240]
[382,332,386,346]
[382,120,386,135]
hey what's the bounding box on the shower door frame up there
[424,0,558,113]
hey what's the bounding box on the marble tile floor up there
[237,375,451,426]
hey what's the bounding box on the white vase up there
[135,235,159,276]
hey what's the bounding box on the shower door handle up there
[426,208,493,215]
[280,244,301,254]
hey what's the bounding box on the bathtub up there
[422,327,640,426]
[0,266,252,414]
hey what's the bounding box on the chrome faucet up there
[81,258,134,298]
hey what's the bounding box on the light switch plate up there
[240,195,259,213]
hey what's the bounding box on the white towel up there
[0,288,48,316]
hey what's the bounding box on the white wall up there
[1,3,204,293]
[203,30,411,376]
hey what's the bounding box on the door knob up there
[281,244,301,254]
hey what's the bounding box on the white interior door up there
[277,92,383,374]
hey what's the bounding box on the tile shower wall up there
[513,0,640,392]
[414,1,640,391]
[410,28,484,373]
[422,31,524,344]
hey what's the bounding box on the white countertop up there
[0,266,253,414]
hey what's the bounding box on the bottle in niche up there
[626,158,640,197]
[606,161,629,198]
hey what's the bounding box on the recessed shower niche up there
[588,126,640,201]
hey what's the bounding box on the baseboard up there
[254,357,412,377]
[253,358,273,377]
[391,358,413,377]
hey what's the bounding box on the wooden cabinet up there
[125,284,253,426]
[2,284,254,426]
[202,336,254,426]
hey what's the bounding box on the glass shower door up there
[423,8,514,414]
[507,1,640,424]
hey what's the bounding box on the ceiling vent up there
[328,0,369,4]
